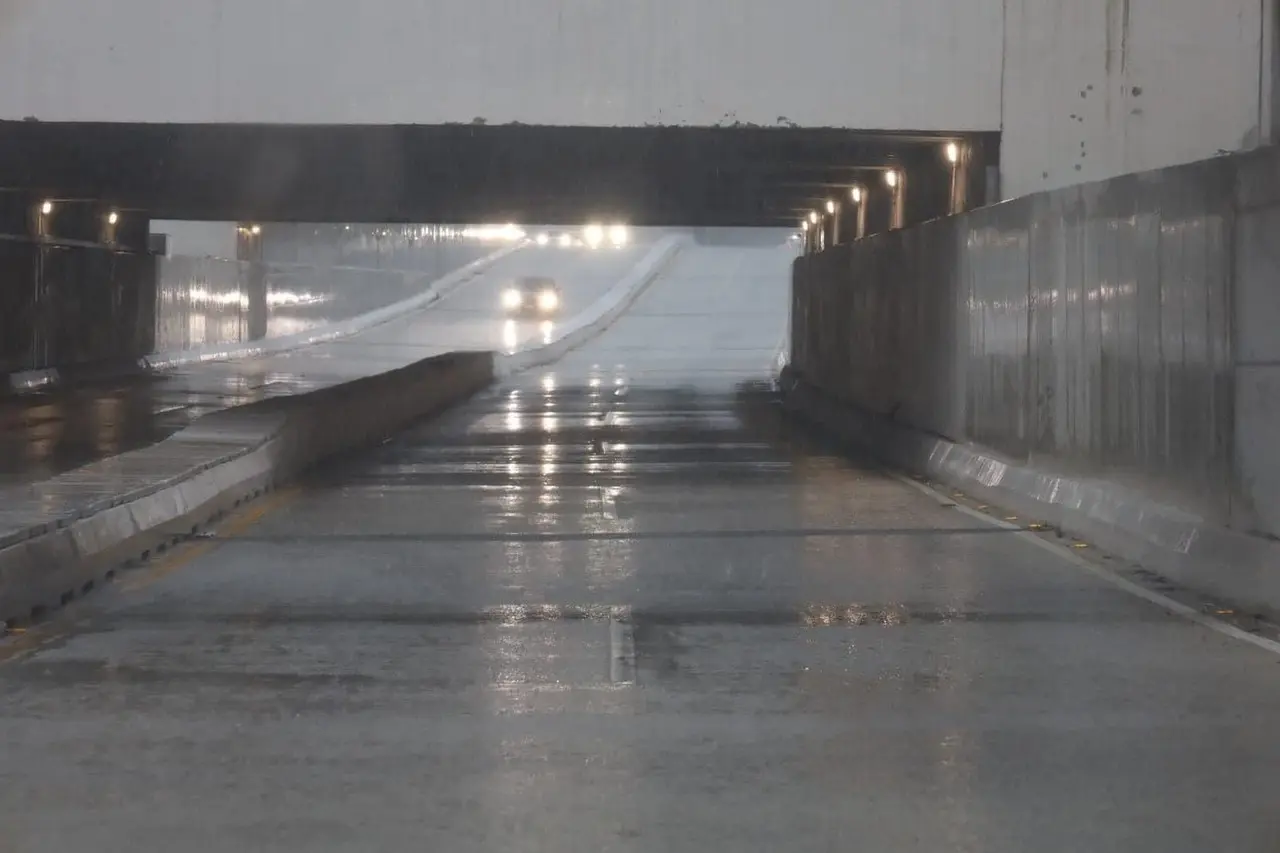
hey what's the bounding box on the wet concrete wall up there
[0,236,156,376]
[153,225,496,353]
[792,146,1280,538]
[1000,0,1271,199]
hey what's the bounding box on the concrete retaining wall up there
[1000,0,1272,199]
[787,144,1280,612]
[0,236,156,382]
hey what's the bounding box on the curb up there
[0,352,495,626]
[497,235,686,377]
[779,368,1280,617]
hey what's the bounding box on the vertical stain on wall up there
[1104,0,1131,75]
[1119,0,1130,73]
[1105,0,1114,75]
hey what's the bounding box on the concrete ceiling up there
[0,122,996,227]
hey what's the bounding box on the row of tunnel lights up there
[38,200,121,226]
[39,142,965,238]
[800,140,961,233]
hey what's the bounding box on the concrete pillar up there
[234,223,267,341]
[947,142,968,215]
[849,186,867,240]
[886,170,905,230]
[246,262,268,341]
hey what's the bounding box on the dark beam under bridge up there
[0,122,997,227]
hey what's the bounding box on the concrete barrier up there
[0,351,494,625]
[143,243,520,370]
[497,235,686,376]
[781,368,1280,618]
[0,236,683,625]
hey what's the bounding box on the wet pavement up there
[0,241,647,487]
[4,241,1280,851]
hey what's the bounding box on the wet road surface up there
[3,242,1280,851]
[0,242,647,487]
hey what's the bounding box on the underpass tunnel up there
[1,119,997,498]
[2,124,996,395]
[7,112,1280,850]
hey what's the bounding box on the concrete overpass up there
[0,122,997,227]
[1,0,1273,202]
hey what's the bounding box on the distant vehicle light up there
[583,223,605,248]
[608,224,629,246]
[535,233,550,246]
[502,289,523,309]
[558,233,574,248]
[537,289,560,312]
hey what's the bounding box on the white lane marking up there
[891,473,1280,657]
[609,607,637,684]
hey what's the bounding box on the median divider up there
[0,237,683,626]
[780,367,1280,616]
[0,351,495,626]
[143,243,521,371]
[497,235,686,376]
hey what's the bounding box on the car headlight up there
[502,289,522,309]
[537,290,559,311]
[609,224,629,246]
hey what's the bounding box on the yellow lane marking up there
[119,486,303,593]
[1,486,304,665]
[0,623,67,664]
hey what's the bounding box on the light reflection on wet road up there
[3,240,1280,851]
[0,241,646,487]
